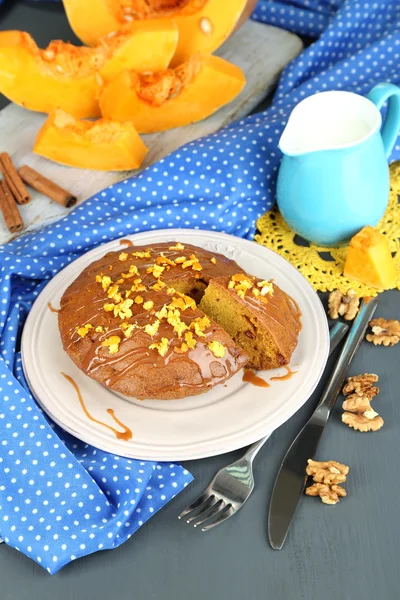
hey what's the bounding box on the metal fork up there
[178,322,348,531]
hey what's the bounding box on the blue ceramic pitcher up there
[276,83,400,247]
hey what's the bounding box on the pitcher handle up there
[367,83,400,158]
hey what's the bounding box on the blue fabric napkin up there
[1,0,400,575]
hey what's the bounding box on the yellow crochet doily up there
[255,161,400,297]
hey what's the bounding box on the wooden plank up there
[0,21,302,244]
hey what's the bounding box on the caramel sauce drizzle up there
[242,369,270,388]
[48,302,59,313]
[119,239,134,247]
[270,365,298,382]
[287,294,302,331]
[61,372,132,441]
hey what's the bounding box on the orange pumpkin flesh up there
[34,109,148,171]
[0,24,178,117]
[100,54,246,133]
[62,0,248,64]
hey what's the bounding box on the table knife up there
[268,297,378,550]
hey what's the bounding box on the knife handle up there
[316,297,378,415]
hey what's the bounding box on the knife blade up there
[268,297,378,550]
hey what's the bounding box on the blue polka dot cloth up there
[1,0,400,574]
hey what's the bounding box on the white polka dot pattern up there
[1,0,400,574]
[0,356,192,574]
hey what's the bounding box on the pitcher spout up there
[278,113,307,157]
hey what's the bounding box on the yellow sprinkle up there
[174,343,188,353]
[144,320,160,337]
[155,305,168,320]
[101,335,121,354]
[151,280,166,291]
[257,280,274,296]
[192,262,202,271]
[149,337,169,357]
[167,309,188,338]
[169,293,196,312]
[208,341,226,358]
[147,264,165,279]
[143,300,154,311]
[119,252,128,262]
[134,295,144,304]
[107,284,120,299]
[169,242,185,251]
[120,323,136,338]
[116,298,134,320]
[181,259,194,269]
[156,253,176,267]
[77,324,93,338]
[96,275,112,291]
[104,303,115,312]
[210,257,217,264]
[131,250,151,259]
[122,264,139,279]
[95,326,104,333]
[131,282,146,293]
[174,256,186,264]
[191,315,210,337]
[168,296,186,311]
[184,331,197,350]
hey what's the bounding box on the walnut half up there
[342,412,384,432]
[328,289,360,321]
[342,373,379,398]
[306,482,347,505]
[305,459,349,505]
[366,317,400,347]
[341,373,383,432]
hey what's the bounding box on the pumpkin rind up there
[0,25,178,118]
[62,0,248,64]
[99,54,246,133]
[34,109,148,171]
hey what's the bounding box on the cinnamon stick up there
[18,165,77,208]
[0,152,30,205]
[0,179,23,233]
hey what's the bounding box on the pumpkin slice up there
[62,0,248,64]
[0,24,178,118]
[99,54,246,133]
[344,226,398,289]
[34,109,148,171]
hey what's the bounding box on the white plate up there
[22,229,329,461]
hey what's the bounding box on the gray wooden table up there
[1,3,400,599]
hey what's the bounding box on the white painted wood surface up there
[0,21,302,244]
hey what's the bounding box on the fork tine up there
[185,495,217,523]
[201,505,235,532]
[178,492,212,520]
[192,500,224,528]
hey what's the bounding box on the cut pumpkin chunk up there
[34,109,148,171]
[62,0,248,64]
[99,54,246,133]
[0,24,178,118]
[344,226,398,290]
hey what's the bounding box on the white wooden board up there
[0,21,302,244]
